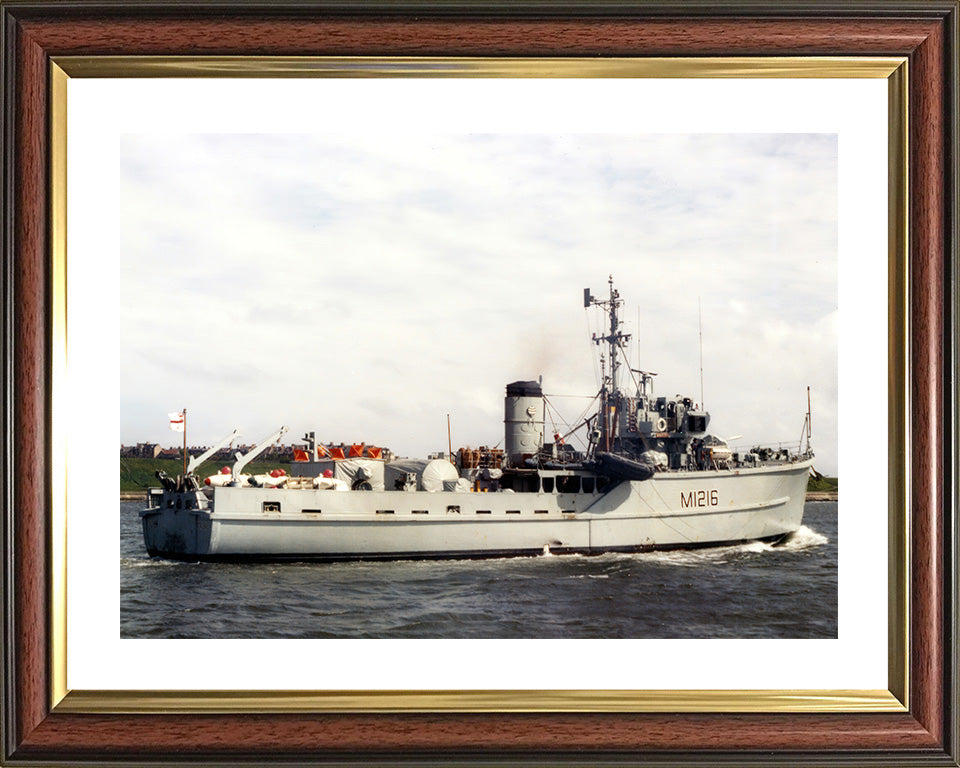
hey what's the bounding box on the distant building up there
[119,442,161,458]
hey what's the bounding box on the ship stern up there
[140,488,213,560]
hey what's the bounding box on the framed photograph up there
[84,75,859,689]
[2,2,956,765]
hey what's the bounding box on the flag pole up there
[182,408,187,477]
[447,413,453,464]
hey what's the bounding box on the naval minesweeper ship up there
[141,278,815,562]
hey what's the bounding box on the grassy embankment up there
[806,475,838,499]
[120,456,292,494]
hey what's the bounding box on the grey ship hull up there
[141,459,812,562]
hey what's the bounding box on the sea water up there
[120,501,837,639]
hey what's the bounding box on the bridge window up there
[522,475,540,493]
[557,476,580,493]
[541,477,554,493]
[582,477,596,493]
[499,474,541,492]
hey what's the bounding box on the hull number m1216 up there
[681,489,719,508]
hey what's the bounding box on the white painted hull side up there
[141,460,811,561]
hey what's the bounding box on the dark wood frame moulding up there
[1,1,957,766]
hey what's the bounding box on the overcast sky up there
[104,133,837,473]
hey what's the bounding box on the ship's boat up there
[141,278,815,562]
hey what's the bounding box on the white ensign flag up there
[168,412,185,432]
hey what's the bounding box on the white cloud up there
[95,132,838,472]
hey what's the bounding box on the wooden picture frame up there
[2,2,957,765]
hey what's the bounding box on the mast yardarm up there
[585,275,631,453]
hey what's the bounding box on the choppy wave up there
[778,525,830,550]
[120,557,197,568]
[603,525,829,568]
[120,501,837,639]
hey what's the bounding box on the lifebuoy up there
[656,417,667,432]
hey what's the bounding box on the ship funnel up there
[504,380,544,466]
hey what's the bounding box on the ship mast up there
[586,275,631,453]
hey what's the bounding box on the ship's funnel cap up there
[506,380,543,398]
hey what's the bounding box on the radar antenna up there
[587,275,631,395]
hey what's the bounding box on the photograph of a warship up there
[141,278,815,562]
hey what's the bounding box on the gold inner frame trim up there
[50,61,69,710]
[49,55,909,715]
[886,61,910,709]
[58,688,903,714]
[54,55,905,79]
